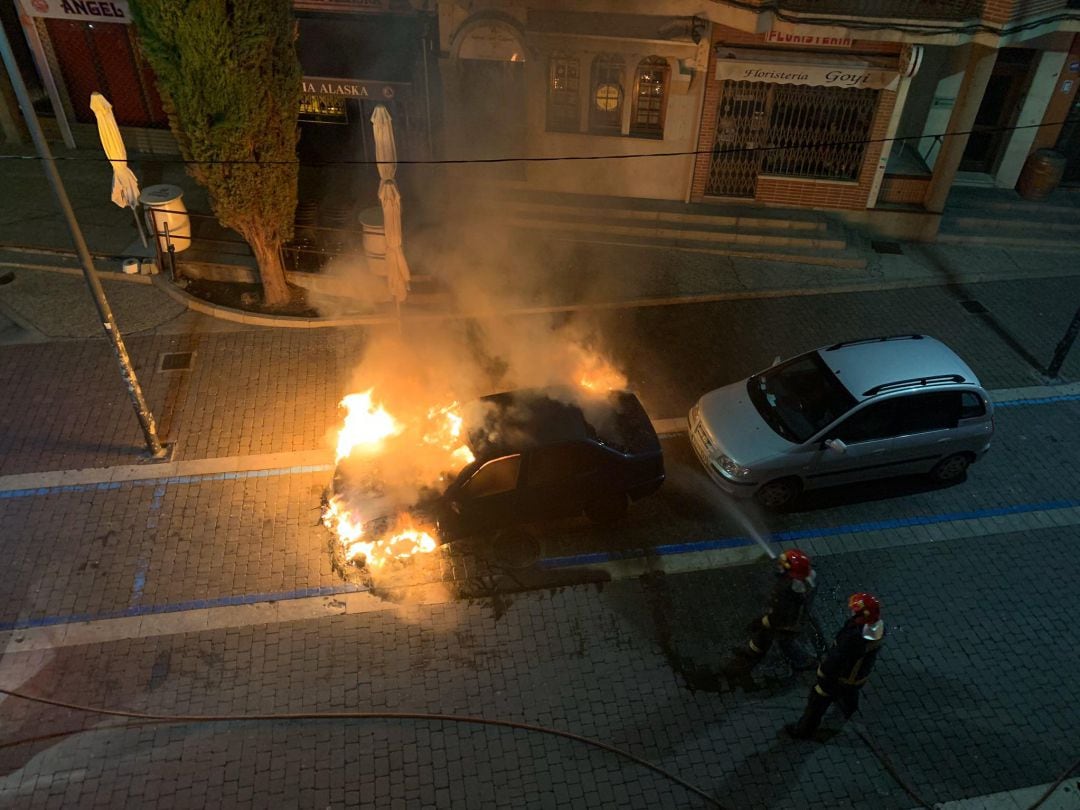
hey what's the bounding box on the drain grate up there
[159,351,194,371]
[959,299,988,314]
[871,240,904,255]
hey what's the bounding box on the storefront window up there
[299,94,348,124]
[761,85,877,181]
[630,57,669,139]
[706,80,878,196]
[546,54,580,132]
[590,56,624,135]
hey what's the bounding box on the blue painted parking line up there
[537,497,1080,569]
[994,393,1080,408]
[5,497,1078,636]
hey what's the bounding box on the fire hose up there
[0,686,727,809]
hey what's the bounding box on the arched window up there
[630,56,669,139]
[589,55,625,135]
[546,52,580,132]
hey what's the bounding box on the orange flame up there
[327,391,473,568]
[336,390,402,462]
[573,346,627,392]
[323,496,438,568]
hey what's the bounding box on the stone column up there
[923,43,997,214]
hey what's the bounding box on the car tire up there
[753,478,802,510]
[585,492,629,525]
[930,453,970,484]
[491,527,541,569]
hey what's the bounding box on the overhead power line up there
[0,116,1076,167]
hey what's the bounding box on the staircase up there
[938,186,1080,252]
[460,189,868,269]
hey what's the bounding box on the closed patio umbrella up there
[371,105,410,304]
[89,92,146,246]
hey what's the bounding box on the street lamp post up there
[0,24,166,458]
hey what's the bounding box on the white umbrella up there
[371,105,410,304]
[89,92,146,246]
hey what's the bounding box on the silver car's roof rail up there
[826,335,924,351]
[863,374,965,397]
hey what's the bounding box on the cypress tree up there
[130,0,299,307]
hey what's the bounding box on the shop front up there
[692,28,903,209]
[15,0,168,148]
[294,10,434,217]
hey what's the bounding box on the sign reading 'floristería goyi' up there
[18,0,131,23]
[715,56,899,91]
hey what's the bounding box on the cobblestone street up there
[1,270,1079,808]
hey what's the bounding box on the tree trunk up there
[248,231,290,308]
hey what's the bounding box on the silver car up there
[688,335,994,509]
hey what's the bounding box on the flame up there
[573,347,627,392]
[336,390,402,462]
[423,403,476,466]
[327,391,474,568]
[323,496,438,568]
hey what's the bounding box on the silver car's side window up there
[831,400,900,443]
[894,391,963,435]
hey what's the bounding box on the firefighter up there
[729,549,817,676]
[785,592,885,740]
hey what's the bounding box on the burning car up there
[324,387,665,567]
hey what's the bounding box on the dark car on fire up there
[330,387,665,548]
[433,387,665,541]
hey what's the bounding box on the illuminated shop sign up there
[18,0,131,23]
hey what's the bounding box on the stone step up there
[494,199,828,232]
[522,228,867,269]
[504,213,848,251]
[936,232,1080,250]
[942,214,1080,233]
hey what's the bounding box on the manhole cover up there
[959,300,988,314]
[159,351,194,371]
[871,240,904,255]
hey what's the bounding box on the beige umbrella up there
[371,105,410,304]
[89,92,146,246]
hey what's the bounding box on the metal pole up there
[1047,306,1080,379]
[0,22,166,458]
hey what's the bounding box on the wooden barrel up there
[1016,149,1066,200]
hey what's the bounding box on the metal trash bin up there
[140,184,191,253]
[1016,149,1066,201]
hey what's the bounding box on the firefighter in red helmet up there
[786,592,885,739]
[728,549,818,679]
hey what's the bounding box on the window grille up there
[706,81,877,197]
[630,56,669,139]
[547,54,581,132]
[589,56,624,135]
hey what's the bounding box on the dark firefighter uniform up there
[742,569,817,667]
[789,616,886,738]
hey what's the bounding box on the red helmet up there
[848,592,881,624]
[778,549,812,580]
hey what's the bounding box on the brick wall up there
[690,23,902,210]
[879,175,932,205]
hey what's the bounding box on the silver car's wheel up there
[754,478,801,510]
[930,453,970,484]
